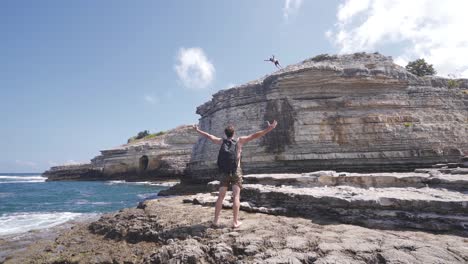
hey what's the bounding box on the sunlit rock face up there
[91,125,198,181]
[45,126,198,181]
[187,52,468,183]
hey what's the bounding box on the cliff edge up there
[187,52,468,183]
[44,125,198,181]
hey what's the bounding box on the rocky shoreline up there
[25,52,467,263]
[0,215,100,263]
[3,192,467,264]
[3,167,468,263]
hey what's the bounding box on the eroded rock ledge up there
[194,168,468,235]
[5,195,467,264]
[44,125,198,181]
[187,52,468,183]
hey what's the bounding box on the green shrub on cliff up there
[404,122,413,128]
[127,130,166,143]
[405,58,436,77]
[137,130,150,139]
[143,131,166,139]
[127,130,149,143]
[447,79,460,89]
[446,74,461,89]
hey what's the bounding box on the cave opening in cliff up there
[139,155,149,171]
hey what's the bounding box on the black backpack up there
[217,139,238,173]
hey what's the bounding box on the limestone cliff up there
[187,52,468,182]
[44,125,198,181]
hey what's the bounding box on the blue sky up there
[2,0,467,172]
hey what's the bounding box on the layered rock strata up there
[197,168,468,234]
[6,196,467,263]
[43,163,103,181]
[187,52,468,183]
[44,125,198,181]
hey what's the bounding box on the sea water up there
[0,173,169,236]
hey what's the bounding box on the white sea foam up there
[105,180,126,185]
[105,180,178,187]
[72,199,111,206]
[0,175,46,183]
[128,181,152,185]
[149,181,178,187]
[106,180,151,186]
[0,180,46,184]
[137,193,159,199]
[0,212,86,236]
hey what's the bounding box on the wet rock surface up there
[4,195,468,264]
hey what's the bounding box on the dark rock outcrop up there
[187,52,468,183]
[43,163,103,181]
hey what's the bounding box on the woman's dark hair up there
[224,125,235,138]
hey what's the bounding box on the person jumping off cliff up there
[265,55,282,69]
[193,120,278,228]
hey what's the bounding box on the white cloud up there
[174,47,215,89]
[283,0,303,20]
[63,160,82,165]
[15,160,38,168]
[328,0,468,77]
[47,160,86,167]
[48,161,59,166]
[393,57,408,68]
[144,95,158,104]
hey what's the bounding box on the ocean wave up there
[0,175,45,180]
[137,193,159,199]
[0,212,89,236]
[105,180,178,187]
[105,180,126,185]
[0,175,46,183]
[0,180,46,184]
[149,181,178,187]
[105,180,152,186]
[127,181,152,185]
[72,199,112,206]
[0,192,13,198]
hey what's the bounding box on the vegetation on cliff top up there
[127,130,166,143]
[405,58,436,77]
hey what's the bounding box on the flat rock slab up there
[240,184,468,233]
[242,170,468,190]
[5,196,468,263]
